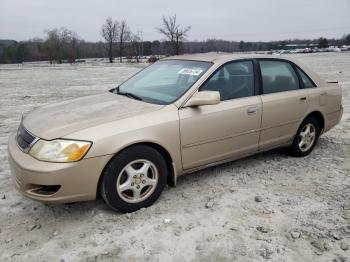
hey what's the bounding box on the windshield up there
[117,60,212,104]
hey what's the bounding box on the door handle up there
[320,92,328,96]
[247,106,258,114]
[299,97,307,102]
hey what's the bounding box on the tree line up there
[0,14,349,64]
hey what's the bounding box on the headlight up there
[29,139,92,162]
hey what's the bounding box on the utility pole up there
[137,30,144,61]
[141,31,144,58]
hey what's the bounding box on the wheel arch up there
[304,111,325,133]
[291,110,325,147]
[97,141,176,198]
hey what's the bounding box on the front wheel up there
[289,117,320,157]
[100,145,167,212]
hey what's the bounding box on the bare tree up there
[157,15,191,55]
[101,17,119,63]
[43,27,80,64]
[118,20,131,62]
[42,29,60,63]
[60,28,80,63]
[129,33,141,62]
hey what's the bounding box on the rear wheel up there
[100,145,167,212]
[289,117,320,157]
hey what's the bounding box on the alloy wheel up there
[298,123,316,152]
[116,159,159,203]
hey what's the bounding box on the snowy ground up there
[0,53,349,261]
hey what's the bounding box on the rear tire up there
[100,145,167,213]
[289,116,320,157]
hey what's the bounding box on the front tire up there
[100,145,167,213]
[289,116,320,157]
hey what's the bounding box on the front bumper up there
[8,133,111,203]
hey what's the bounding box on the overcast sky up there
[0,0,349,42]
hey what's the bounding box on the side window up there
[296,67,316,88]
[260,60,299,94]
[200,61,254,101]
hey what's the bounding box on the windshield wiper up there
[115,86,143,101]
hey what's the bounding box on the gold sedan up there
[8,54,343,212]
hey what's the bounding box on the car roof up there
[163,52,296,64]
[162,52,325,87]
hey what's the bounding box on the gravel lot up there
[0,53,349,261]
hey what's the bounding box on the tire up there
[100,145,167,213]
[289,116,320,157]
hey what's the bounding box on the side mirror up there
[184,91,220,107]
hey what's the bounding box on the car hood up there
[23,92,163,140]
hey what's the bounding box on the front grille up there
[16,123,37,152]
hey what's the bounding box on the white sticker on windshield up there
[178,68,203,76]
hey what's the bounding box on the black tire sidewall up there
[101,146,167,212]
[290,117,320,157]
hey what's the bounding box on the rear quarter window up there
[296,67,316,88]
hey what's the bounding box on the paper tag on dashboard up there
[178,68,203,76]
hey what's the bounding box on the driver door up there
[179,60,262,169]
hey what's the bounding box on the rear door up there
[258,59,309,150]
[296,66,342,131]
[179,60,262,169]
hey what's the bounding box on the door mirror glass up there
[185,91,220,107]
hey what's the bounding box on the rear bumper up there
[8,133,111,203]
[324,107,343,133]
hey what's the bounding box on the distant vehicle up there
[147,56,159,63]
[301,48,313,53]
[340,45,350,51]
[8,54,343,212]
[328,47,342,52]
[279,50,291,54]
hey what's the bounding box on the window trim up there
[198,59,259,101]
[256,58,303,95]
